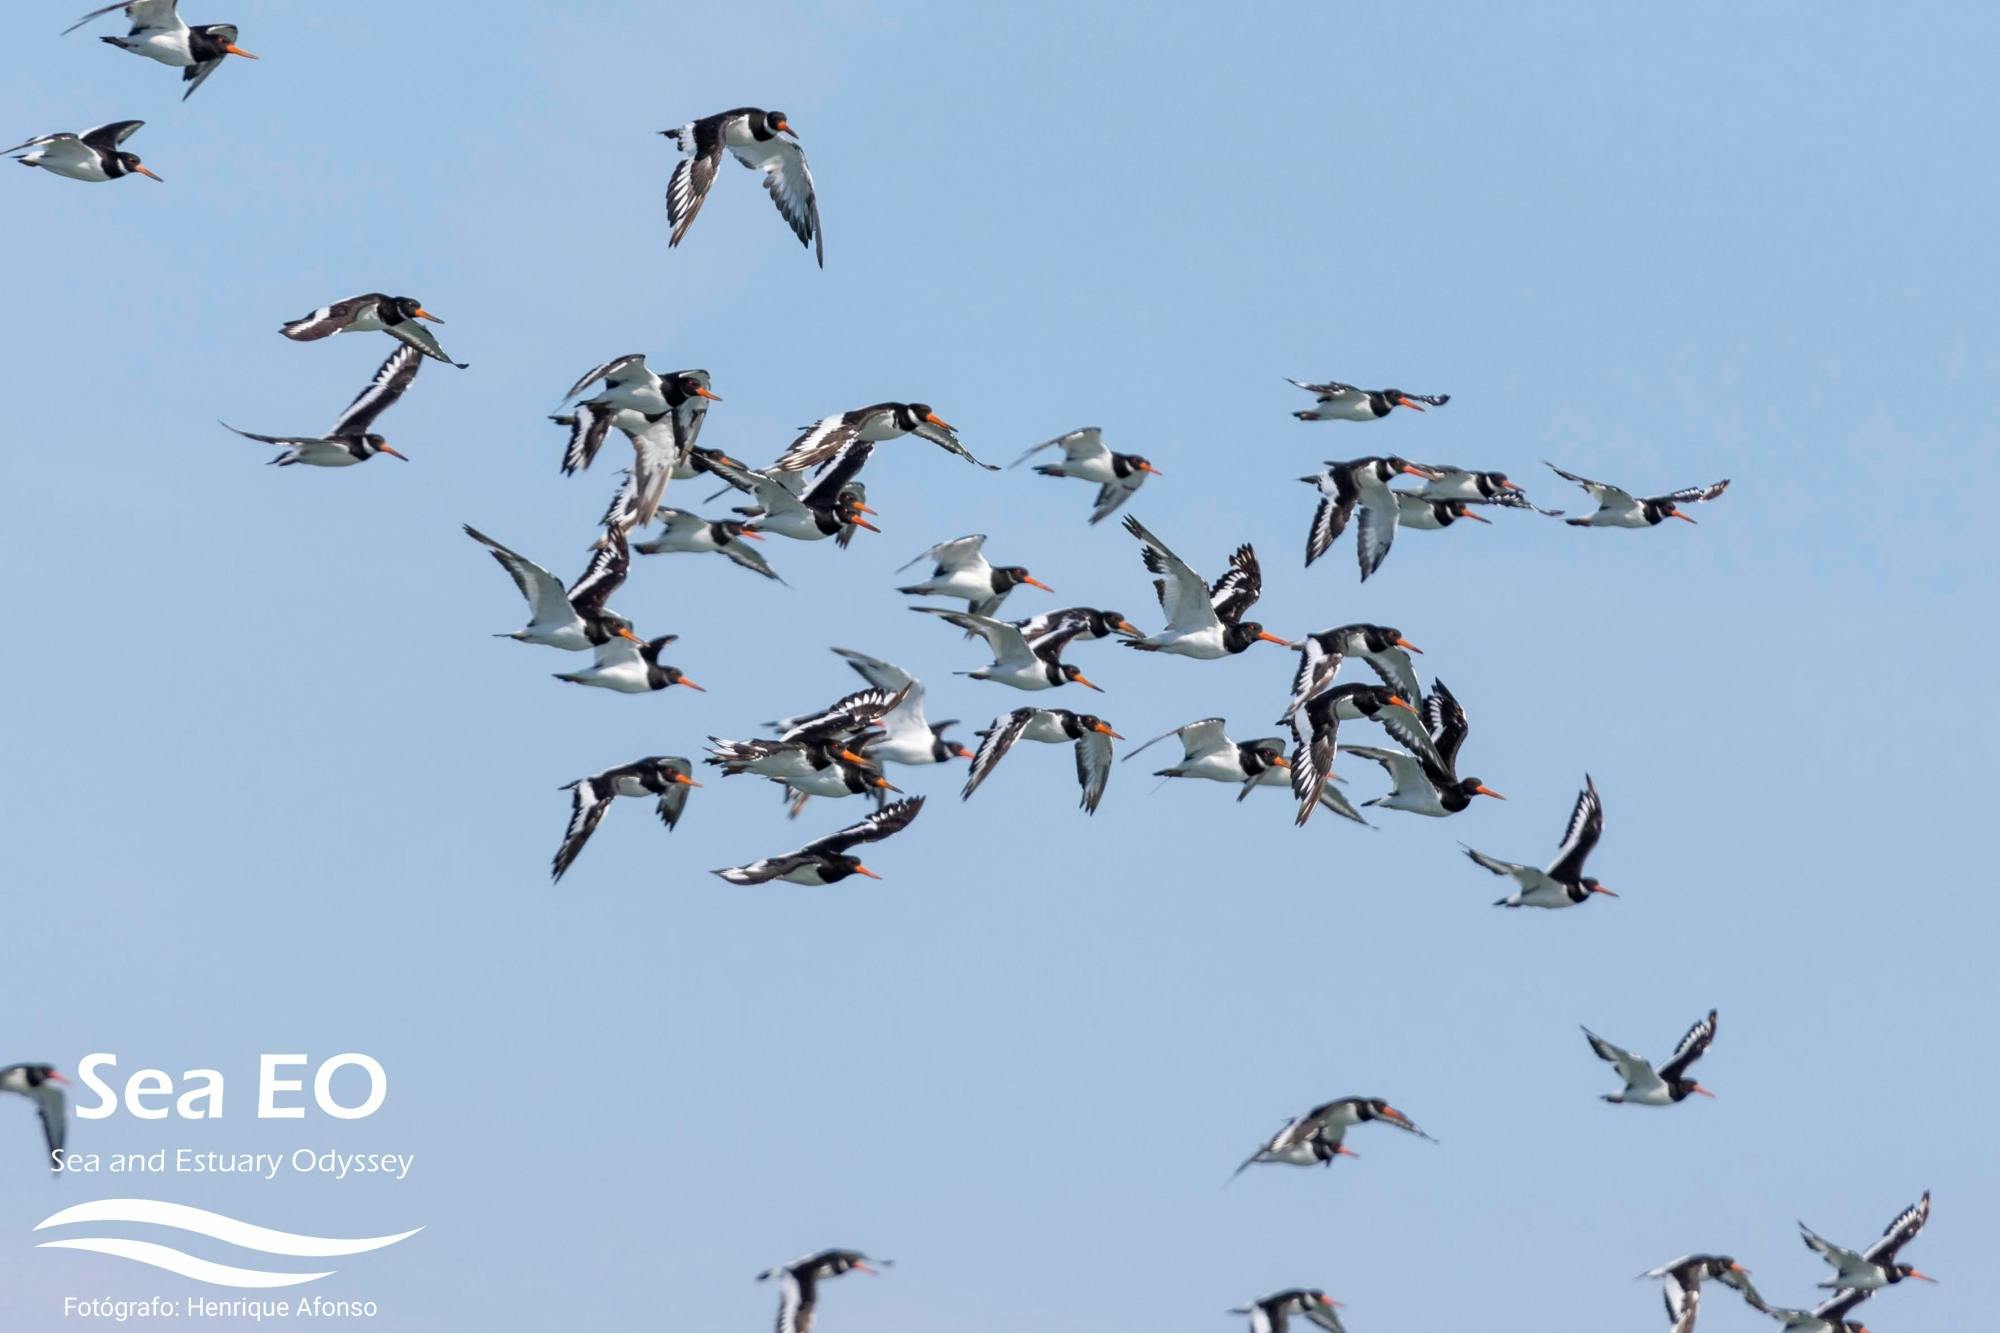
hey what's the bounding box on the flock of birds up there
[3,8,1939,1333]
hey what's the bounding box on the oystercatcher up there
[913,607,1103,692]
[896,534,1052,617]
[465,524,636,651]
[756,1249,889,1333]
[634,507,780,582]
[1800,1192,1934,1291]
[221,342,421,466]
[1640,1254,1760,1333]
[5,119,160,182]
[1231,1096,1435,1180]
[819,649,972,767]
[1009,426,1161,524]
[662,108,822,265]
[1300,457,1438,579]
[701,451,876,543]
[280,293,463,367]
[1339,680,1502,816]
[553,634,701,694]
[63,1,255,99]
[1545,462,1730,527]
[1287,378,1449,422]
[1118,515,1288,658]
[962,708,1120,813]
[1743,1288,1874,1333]
[1287,684,1431,826]
[1466,775,1616,908]
[550,757,699,883]
[0,1064,67,1173]
[1230,1289,1347,1333]
[1584,1009,1717,1105]
[714,798,923,885]
[1014,607,1142,648]
[775,402,995,472]
[1283,624,1424,723]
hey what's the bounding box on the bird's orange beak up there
[1728,1263,1747,1275]
[1501,479,1522,491]
[1320,1294,1345,1306]
[1671,511,1698,523]
[1397,636,1423,653]
[413,307,443,322]
[46,1072,69,1085]
[838,749,869,766]
[952,745,974,760]
[850,863,881,880]
[674,772,702,787]
[618,627,641,643]
[1138,461,1163,475]
[849,514,881,533]
[133,163,164,182]
[378,444,409,461]
[1023,575,1054,592]
[1072,672,1104,693]
[775,119,793,134]
[1691,1083,1715,1098]
[1474,785,1505,799]
[738,527,765,541]
[675,678,706,691]
[225,43,257,58]
[1386,694,1416,712]
[1907,1270,1937,1283]
[1092,722,1123,738]
[696,387,723,401]
[1458,506,1492,523]
[1114,619,1141,636]
[1256,631,1290,646]
[924,412,955,431]
[1270,754,1292,768]
[1590,884,1618,897]
[871,775,899,791]
[1399,463,1428,477]
[1395,397,1425,412]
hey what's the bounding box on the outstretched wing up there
[778,685,905,744]
[730,132,823,267]
[1862,1191,1930,1266]
[964,711,1033,800]
[1073,729,1114,813]
[328,343,422,436]
[280,293,376,341]
[551,778,614,883]
[663,117,726,249]
[1582,1028,1655,1087]
[1422,679,1470,772]
[1658,1010,1719,1084]
[832,648,917,696]
[464,525,575,627]
[1653,478,1731,506]
[914,607,1038,668]
[1208,543,1262,624]
[899,533,987,575]
[1545,460,1637,509]
[560,353,649,405]
[566,527,630,616]
[1122,514,1217,633]
[1545,775,1604,880]
[806,795,924,856]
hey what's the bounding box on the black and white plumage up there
[1282,624,1424,724]
[1014,607,1141,649]
[549,757,699,883]
[770,685,909,747]
[1417,465,1565,515]
[1799,1192,1934,1291]
[1338,679,1503,816]
[1287,378,1449,422]
[552,633,702,695]
[4,119,160,183]
[634,507,781,581]
[63,1,256,99]
[1583,1009,1718,1106]
[661,108,822,266]
[1743,1288,1875,1333]
[896,534,1052,618]
[962,708,1119,813]
[1641,1255,1760,1333]
[1125,717,1289,786]
[1300,457,1439,579]
[1286,684,1429,828]
[465,524,635,651]
[714,797,923,886]
[776,402,995,473]
[1391,491,1492,531]
[553,367,719,534]
[1230,1289,1347,1333]
[1231,1096,1436,1180]
[1466,775,1616,909]
[1545,462,1731,528]
[0,1064,68,1173]
[279,293,464,367]
[1118,515,1288,659]
[912,607,1102,693]
[705,736,875,788]
[1009,427,1161,524]
[700,451,876,544]
[221,342,421,466]
[821,649,973,768]
[756,1250,889,1333]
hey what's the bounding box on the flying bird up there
[1014,607,1142,649]
[1300,457,1439,579]
[634,507,781,581]
[552,366,720,533]
[1283,624,1424,723]
[913,607,1103,692]
[1009,427,1161,524]
[1287,378,1449,422]
[819,649,973,767]
[4,119,160,182]
[63,2,255,99]
[0,1064,67,1173]
[1545,462,1730,528]
[1230,1289,1347,1333]
[550,757,699,883]
[221,343,420,466]
[1338,680,1503,816]
[701,452,876,543]
[1118,515,1288,658]
[1799,1192,1934,1291]
[1640,1255,1760,1333]
[1392,491,1492,531]
[1743,1289,1874,1333]
[1124,717,1291,788]
[1465,775,1616,909]
[896,534,1052,618]
[1584,1009,1718,1106]
[662,108,822,265]
[279,293,464,367]
[465,524,637,651]
[553,633,701,695]
[1287,684,1430,827]
[714,797,924,885]
[963,708,1120,813]
[756,1249,889,1333]
[1231,1096,1435,1180]
[775,403,996,472]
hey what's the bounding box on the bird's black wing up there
[806,796,925,856]
[328,343,422,436]
[1862,1191,1930,1266]
[1423,678,1469,772]
[566,527,629,615]
[1658,1009,1719,1084]
[1208,543,1262,624]
[1546,775,1604,881]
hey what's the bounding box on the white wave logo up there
[35,1200,421,1288]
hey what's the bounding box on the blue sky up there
[2,1,1995,1329]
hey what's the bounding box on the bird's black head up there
[1249,741,1290,772]
[759,110,796,138]
[1381,455,1431,479]
[12,1065,66,1088]
[1668,1075,1713,1102]
[1362,624,1417,655]
[1117,453,1162,478]
[114,151,162,182]
[1890,1263,1937,1284]
[1575,876,1616,901]
[996,566,1053,594]
[359,434,408,461]
[666,373,721,406]
[835,491,878,534]
[718,519,756,541]
[1455,775,1504,802]
[1481,470,1516,494]
[1072,714,1121,740]
[899,402,955,434]
[821,855,879,884]
[191,23,254,58]
[1223,621,1288,654]
[657,662,705,692]
[1058,663,1104,693]
[1095,609,1142,638]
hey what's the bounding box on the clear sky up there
[2,2,1995,1330]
